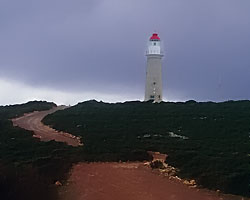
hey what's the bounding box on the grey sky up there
[0,0,250,105]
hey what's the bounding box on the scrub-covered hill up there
[0,101,82,200]
[43,100,250,197]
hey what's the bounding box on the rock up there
[55,181,62,186]
[183,179,196,186]
[150,160,165,169]
[190,179,196,185]
[163,163,168,168]
[169,171,176,176]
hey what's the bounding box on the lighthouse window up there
[154,42,156,46]
[150,95,155,99]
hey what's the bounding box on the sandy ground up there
[11,106,82,147]
[58,162,246,200]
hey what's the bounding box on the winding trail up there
[12,106,82,147]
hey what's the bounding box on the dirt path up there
[59,162,245,200]
[12,106,82,147]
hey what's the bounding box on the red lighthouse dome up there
[150,33,160,41]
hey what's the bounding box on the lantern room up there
[146,33,162,55]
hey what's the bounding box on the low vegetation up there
[1,100,250,199]
[43,100,250,197]
[0,101,82,200]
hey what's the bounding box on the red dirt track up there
[11,106,82,146]
[59,162,243,200]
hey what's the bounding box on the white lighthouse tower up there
[145,33,163,102]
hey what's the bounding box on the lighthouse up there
[145,33,163,102]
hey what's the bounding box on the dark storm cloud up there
[0,0,250,101]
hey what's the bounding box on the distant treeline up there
[43,100,250,197]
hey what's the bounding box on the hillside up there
[0,101,82,200]
[1,100,250,199]
[43,100,250,197]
